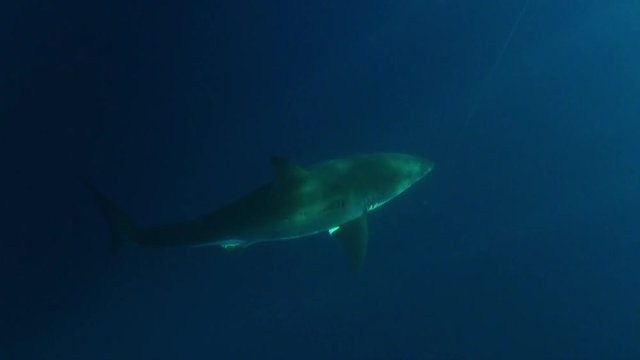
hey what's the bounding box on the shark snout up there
[403,155,433,184]
[422,158,434,175]
[414,157,434,180]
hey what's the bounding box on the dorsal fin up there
[271,156,307,183]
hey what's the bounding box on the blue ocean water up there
[3,0,640,358]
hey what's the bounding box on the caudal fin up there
[84,181,138,252]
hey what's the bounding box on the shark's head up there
[353,153,433,211]
[395,153,434,184]
[380,153,433,190]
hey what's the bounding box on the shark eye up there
[324,200,345,212]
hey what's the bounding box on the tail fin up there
[84,181,138,252]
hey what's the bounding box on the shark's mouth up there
[366,201,385,211]
[217,239,248,252]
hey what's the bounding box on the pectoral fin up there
[331,214,368,274]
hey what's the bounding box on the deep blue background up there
[3,0,640,358]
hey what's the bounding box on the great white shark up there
[87,153,433,272]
